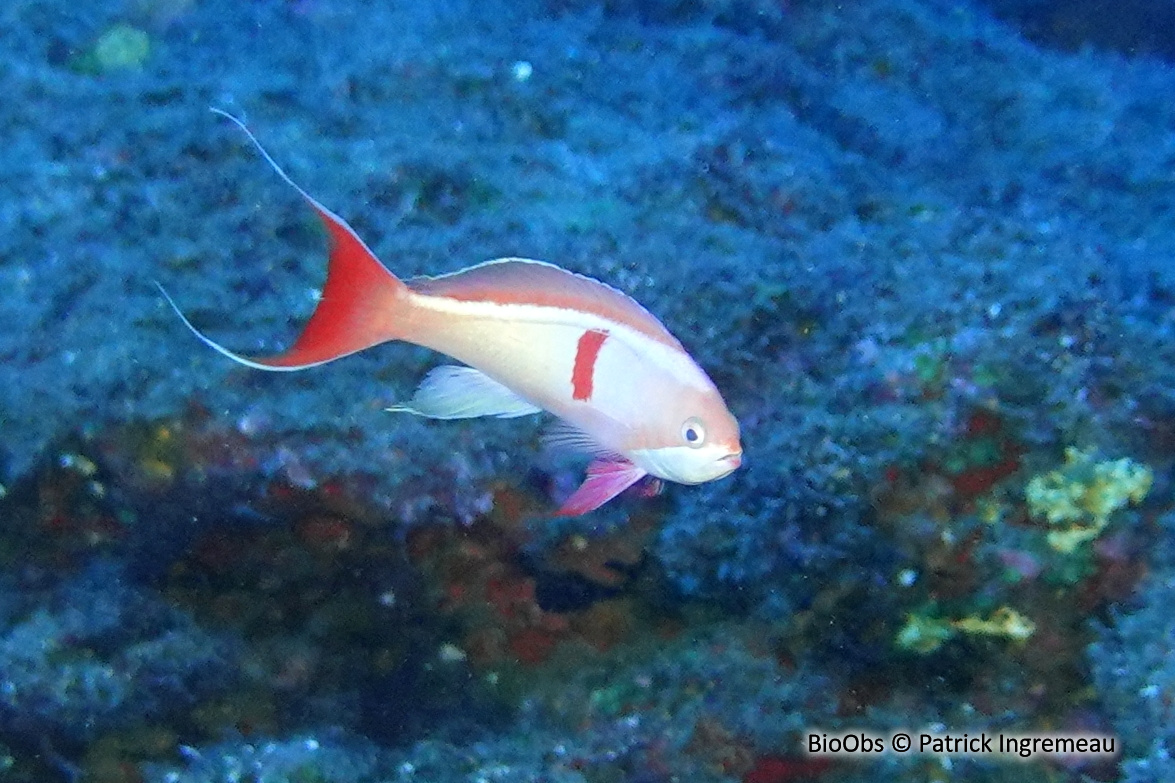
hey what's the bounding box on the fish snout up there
[718,449,743,473]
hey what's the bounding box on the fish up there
[159,110,742,516]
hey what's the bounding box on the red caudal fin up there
[158,110,409,371]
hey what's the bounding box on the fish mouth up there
[717,450,743,474]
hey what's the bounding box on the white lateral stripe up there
[409,257,681,350]
[410,293,712,391]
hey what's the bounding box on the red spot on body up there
[571,329,608,401]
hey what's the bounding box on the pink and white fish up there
[161,111,742,516]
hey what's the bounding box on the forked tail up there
[159,109,408,371]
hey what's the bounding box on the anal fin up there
[387,365,541,419]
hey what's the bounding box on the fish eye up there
[681,417,706,448]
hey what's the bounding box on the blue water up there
[0,0,1173,780]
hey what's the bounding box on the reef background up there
[1,0,1174,781]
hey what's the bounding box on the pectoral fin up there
[387,365,542,419]
[541,420,623,460]
[554,458,648,517]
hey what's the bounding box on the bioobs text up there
[807,732,885,754]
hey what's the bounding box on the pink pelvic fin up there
[554,459,648,517]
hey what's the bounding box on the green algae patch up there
[1026,448,1152,554]
[897,606,1035,654]
[96,25,151,71]
[71,24,151,75]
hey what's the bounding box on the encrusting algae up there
[1025,448,1152,554]
[897,606,1036,654]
